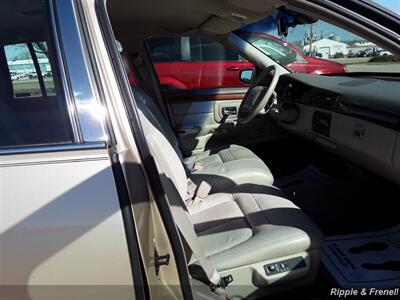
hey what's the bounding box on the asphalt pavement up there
[331,57,400,73]
[346,63,400,72]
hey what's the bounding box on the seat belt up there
[132,47,171,123]
[145,135,232,295]
[164,179,233,295]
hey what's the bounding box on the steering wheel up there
[237,65,280,124]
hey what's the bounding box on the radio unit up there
[312,111,332,137]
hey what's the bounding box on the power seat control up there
[264,257,306,276]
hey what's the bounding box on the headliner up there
[107,0,282,41]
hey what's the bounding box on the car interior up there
[105,0,400,298]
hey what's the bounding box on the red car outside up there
[129,35,346,89]
[241,32,347,75]
[145,37,253,89]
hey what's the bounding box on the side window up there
[199,38,241,62]
[147,37,182,62]
[0,0,73,148]
[147,36,252,90]
[200,38,228,62]
[5,42,55,98]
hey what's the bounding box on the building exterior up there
[303,38,349,58]
[347,41,379,55]
[7,58,51,75]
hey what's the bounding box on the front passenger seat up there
[132,87,274,192]
[136,94,323,297]
[120,52,274,192]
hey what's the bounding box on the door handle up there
[227,66,240,71]
[222,107,237,116]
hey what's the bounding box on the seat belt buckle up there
[195,181,211,199]
[210,274,233,296]
[193,162,205,170]
[186,178,197,199]
[189,181,211,206]
[219,275,233,288]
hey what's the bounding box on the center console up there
[312,111,332,137]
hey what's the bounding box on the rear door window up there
[0,0,74,147]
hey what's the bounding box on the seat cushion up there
[185,145,274,192]
[188,193,253,258]
[185,144,261,167]
[188,185,323,271]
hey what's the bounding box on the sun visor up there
[200,16,245,34]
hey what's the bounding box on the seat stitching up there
[190,195,237,216]
[248,191,272,225]
[196,219,251,236]
[227,147,235,161]
[208,234,308,265]
[218,150,227,163]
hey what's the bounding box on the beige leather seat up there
[134,87,323,296]
[189,185,322,269]
[132,88,274,192]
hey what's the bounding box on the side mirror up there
[239,69,254,84]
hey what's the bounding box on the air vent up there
[312,93,340,110]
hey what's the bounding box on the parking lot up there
[12,77,55,96]
[333,57,400,73]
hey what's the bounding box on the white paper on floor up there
[322,225,400,288]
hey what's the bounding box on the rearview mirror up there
[239,69,254,84]
[278,16,288,37]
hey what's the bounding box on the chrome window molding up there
[49,0,82,143]
[0,142,106,156]
[52,0,107,143]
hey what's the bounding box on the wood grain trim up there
[167,92,245,103]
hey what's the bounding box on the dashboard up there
[276,73,400,185]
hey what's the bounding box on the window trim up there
[27,43,48,97]
[52,0,107,144]
[0,141,106,156]
[0,0,107,153]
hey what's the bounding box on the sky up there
[288,0,400,43]
[240,0,400,45]
[6,43,47,61]
[373,0,400,14]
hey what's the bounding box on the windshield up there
[236,4,400,75]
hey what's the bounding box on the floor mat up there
[322,225,400,288]
[275,165,337,189]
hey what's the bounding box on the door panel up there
[169,99,216,155]
[165,88,285,156]
[0,148,134,298]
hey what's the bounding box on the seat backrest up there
[121,52,183,157]
[132,87,183,160]
[135,88,188,200]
